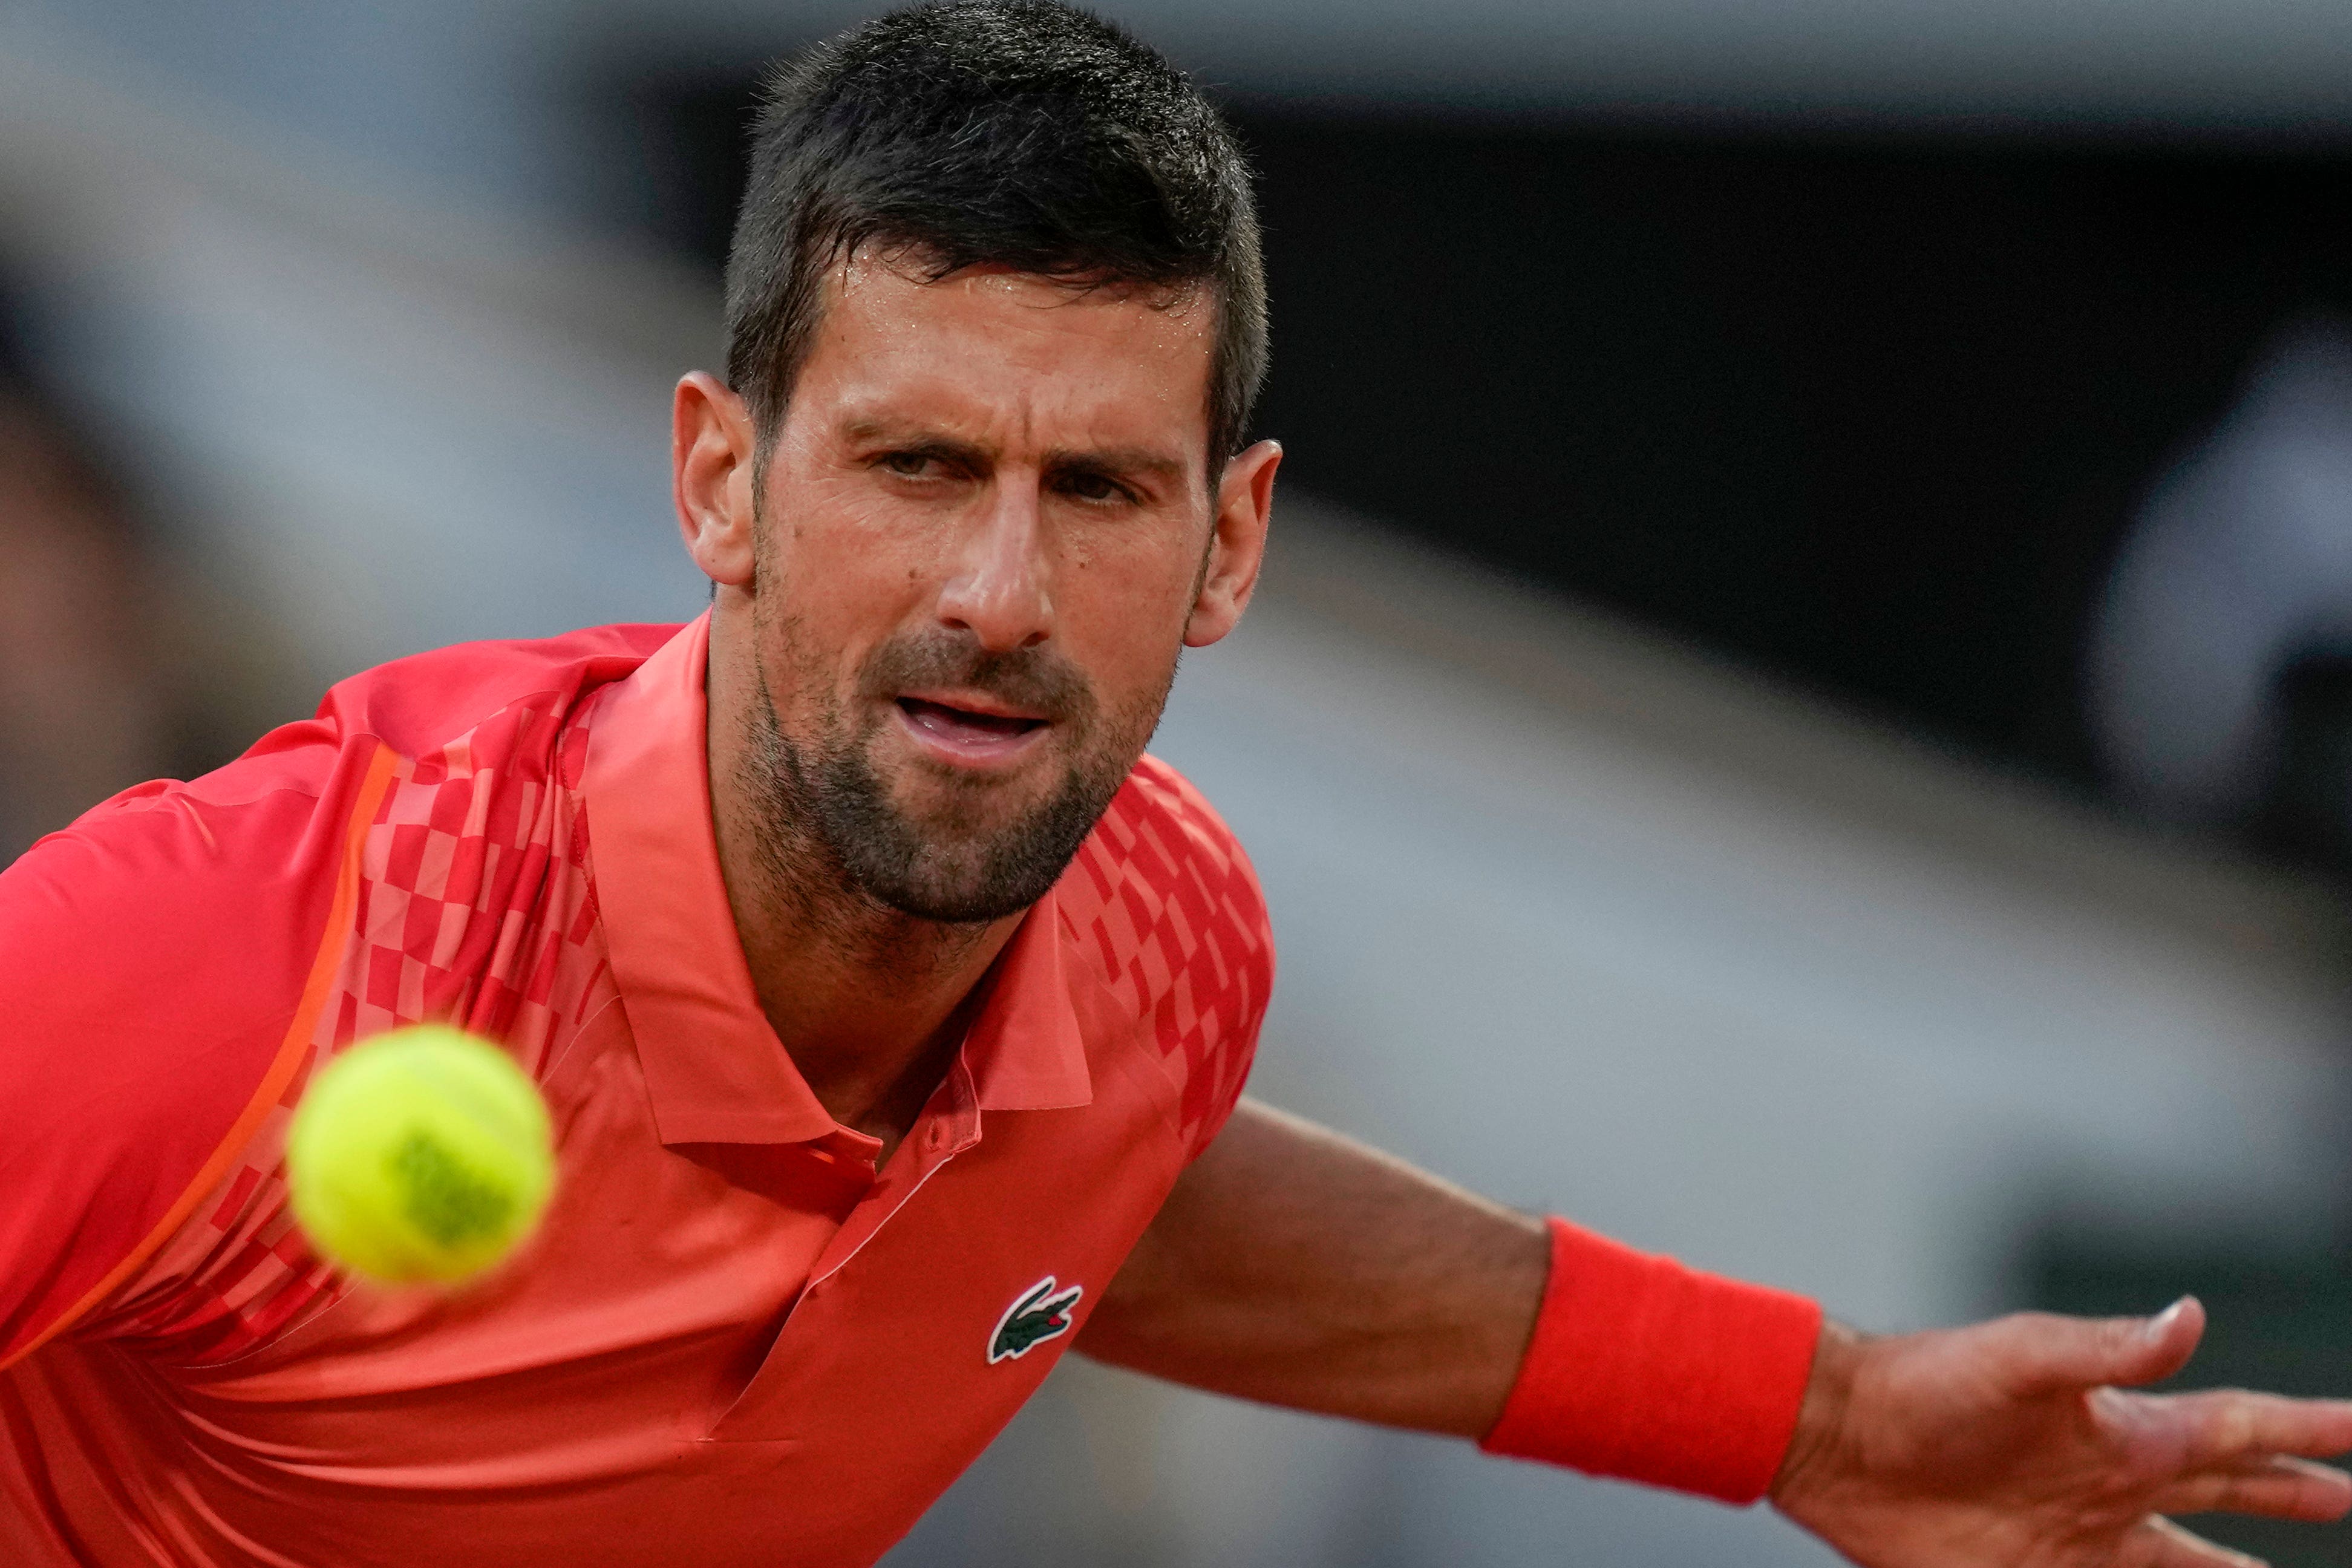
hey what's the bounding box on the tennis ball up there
[286,1025,555,1285]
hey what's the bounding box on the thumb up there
[1988,1297,2204,1397]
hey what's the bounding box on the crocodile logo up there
[988,1275,1083,1365]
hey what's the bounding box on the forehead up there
[792,255,1216,448]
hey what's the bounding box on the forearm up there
[1080,1097,1549,1437]
[1089,1100,2352,1566]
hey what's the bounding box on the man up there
[3,5,2348,1565]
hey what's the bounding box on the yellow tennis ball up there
[286,1025,555,1285]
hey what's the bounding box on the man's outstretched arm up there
[1082,1097,1551,1436]
[1082,1098,2352,1566]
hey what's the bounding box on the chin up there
[855,845,1053,924]
[852,794,1099,924]
[814,728,1134,924]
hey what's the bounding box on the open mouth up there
[894,696,1049,762]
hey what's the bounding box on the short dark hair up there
[724,0,1266,463]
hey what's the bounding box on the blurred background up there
[5,0,2352,1562]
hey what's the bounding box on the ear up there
[1184,439,1281,648]
[672,371,759,590]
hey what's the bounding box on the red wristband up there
[1479,1217,1824,1505]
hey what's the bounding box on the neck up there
[704,607,1022,1154]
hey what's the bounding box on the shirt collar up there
[961,879,1091,1112]
[583,613,1089,1148]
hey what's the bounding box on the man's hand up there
[1771,1298,2352,1567]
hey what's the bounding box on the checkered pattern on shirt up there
[1057,756,1275,1158]
[90,691,617,1368]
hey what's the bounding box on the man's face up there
[714,255,1263,923]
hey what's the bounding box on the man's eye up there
[1060,471,1128,503]
[879,452,937,478]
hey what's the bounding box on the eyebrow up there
[1044,446,1188,485]
[840,420,989,463]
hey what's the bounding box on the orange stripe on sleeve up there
[0,743,397,1371]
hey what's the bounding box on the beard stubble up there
[739,610,1172,927]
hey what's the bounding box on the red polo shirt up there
[0,614,1273,1568]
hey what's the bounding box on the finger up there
[1987,1298,2204,1397]
[2104,1387,2352,1468]
[2119,1514,2266,1568]
[2151,1457,2352,1523]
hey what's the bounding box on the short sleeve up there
[1059,756,1276,1164]
[0,726,379,1367]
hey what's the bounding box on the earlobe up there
[671,371,759,590]
[1185,439,1281,648]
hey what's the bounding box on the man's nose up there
[936,480,1053,653]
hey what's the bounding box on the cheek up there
[1063,515,1206,612]
[753,574,901,727]
[760,500,937,641]
[1056,542,1198,705]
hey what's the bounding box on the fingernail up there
[2145,1298,2189,1338]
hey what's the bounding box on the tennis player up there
[5,5,2349,1565]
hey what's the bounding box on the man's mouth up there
[893,696,1050,764]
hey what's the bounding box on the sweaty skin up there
[670,253,2352,1567]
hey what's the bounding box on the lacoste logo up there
[988,1275,1083,1365]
